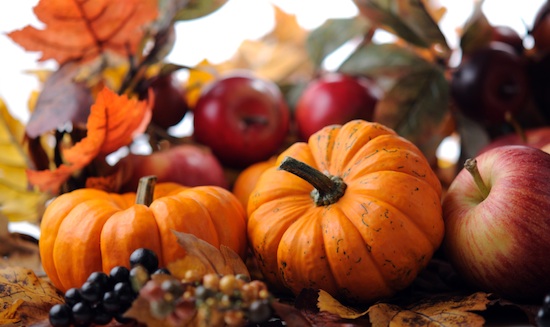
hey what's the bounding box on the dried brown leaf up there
[0,267,64,326]
[368,292,491,327]
[318,289,369,319]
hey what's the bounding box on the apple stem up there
[463,159,490,199]
[278,156,347,206]
[136,175,157,206]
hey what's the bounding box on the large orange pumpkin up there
[39,176,247,292]
[247,120,444,303]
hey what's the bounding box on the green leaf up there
[338,43,431,78]
[459,0,493,56]
[173,0,228,21]
[306,17,371,69]
[374,65,450,162]
[353,0,450,56]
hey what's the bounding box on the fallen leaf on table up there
[368,292,491,327]
[0,267,64,326]
[7,0,158,65]
[26,86,153,195]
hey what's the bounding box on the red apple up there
[442,145,550,301]
[477,126,550,155]
[119,144,228,192]
[192,73,290,168]
[145,74,190,130]
[294,73,381,141]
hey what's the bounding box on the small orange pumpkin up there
[39,176,247,292]
[247,120,444,303]
[232,157,277,209]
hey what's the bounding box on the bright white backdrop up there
[0,0,544,123]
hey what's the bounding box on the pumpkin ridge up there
[320,205,392,301]
[337,192,438,290]
[345,171,443,248]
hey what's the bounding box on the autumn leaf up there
[168,231,250,280]
[368,292,491,326]
[0,99,47,222]
[26,86,153,194]
[0,267,64,326]
[25,61,94,138]
[184,60,218,108]
[353,0,450,58]
[8,0,158,65]
[212,5,314,84]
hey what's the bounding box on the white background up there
[0,0,545,123]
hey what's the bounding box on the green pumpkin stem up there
[278,156,347,206]
[136,175,157,206]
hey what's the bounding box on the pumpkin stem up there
[278,156,347,206]
[136,175,157,206]
[464,158,490,199]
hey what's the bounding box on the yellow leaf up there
[185,59,218,108]
[0,267,64,326]
[317,289,368,319]
[267,5,307,45]
[0,99,47,222]
[368,292,491,327]
[0,298,24,324]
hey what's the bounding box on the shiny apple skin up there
[295,73,381,141]
[193,75,290,168]
[442,145,550,301]
[478,127,550,155]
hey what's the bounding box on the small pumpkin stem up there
[278,156,347,206]
[463,159,490,199]
[136,175,157,206]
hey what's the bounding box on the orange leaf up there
[8,0,158,64]
[26,87,153,194]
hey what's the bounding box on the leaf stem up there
[464,158,489,199]
[278,156,346,206]
[136,175,157,206]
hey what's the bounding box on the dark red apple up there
[119,144,228,192]
[450,42,529,126]
[192,73,290,168]
[477,126,550,155]
[491,25,523,54]
[532,1,550,54]
[294,73,381,141]
[146,74,190,129]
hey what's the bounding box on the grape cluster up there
[537,294,550,327]
[48,248,162,327]
[139,271,274,326]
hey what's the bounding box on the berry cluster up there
[537,294,550,327]
[139,271,274,326]
[48,248,163,327]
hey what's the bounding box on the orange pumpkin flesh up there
[40,177,247,292]
[247,120,444,303]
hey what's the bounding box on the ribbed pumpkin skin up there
[40,183,247,292]
[232,157,277,209]
[247,120,444,303]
